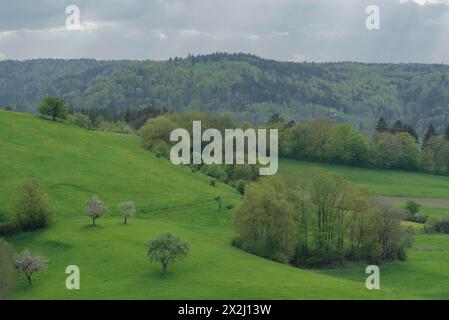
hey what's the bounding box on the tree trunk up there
[162,262,168,274]
[26,273,32,285]
[92,218,96,225]
[124,217,127,224]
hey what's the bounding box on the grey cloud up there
[0,0,448,62]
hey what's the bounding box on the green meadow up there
[280,159,449,199]
[1,111,449,299]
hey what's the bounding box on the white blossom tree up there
[119,201,135,224]
[14,249,48,285]
[85,196,107,225]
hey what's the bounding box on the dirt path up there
[377,196,449,208]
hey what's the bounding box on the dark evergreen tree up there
[285,120,296,129]
[375,118,388,133]
[391,120,405,134]
[268,113,285,125]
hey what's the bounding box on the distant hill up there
[2,53,449,133]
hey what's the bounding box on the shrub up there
[405,200,421,215]
[67,112,92,129]
[235,180,246,195]
[13,180,51,231]
[427,218,449,234]
[404,200,427,223]
[406,212,428,224]
[209,179,216,187]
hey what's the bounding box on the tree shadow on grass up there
[80,224,104,231]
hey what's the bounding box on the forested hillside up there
[2,53,449,133]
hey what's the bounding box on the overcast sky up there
[0,0,448,63]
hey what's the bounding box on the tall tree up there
[375,118,388,133]
[423,124,438,149]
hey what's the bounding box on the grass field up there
[280,159,449,199]
[2,111,449,299]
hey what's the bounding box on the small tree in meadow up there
[85,196,107,226]
[119,201,135,224]
[146,233,189,274]
[37,96,68,121]
[14,249,48,285]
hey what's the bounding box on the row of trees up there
[36,95,449,176]
[139,112,260,186]
[233,170,412,266]
[85,196,136,226]
[277,117,449,174]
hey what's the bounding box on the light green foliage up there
[234,178,298,263]
[146,233,189,274]
[13,180,51,231]
[67,112,92,129]
[421,136,449,173]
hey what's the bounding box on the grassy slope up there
[1,111,448,299]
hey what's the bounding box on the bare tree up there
[14,249,48,285]
[85,196,107,225]
[119,201,135,224]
